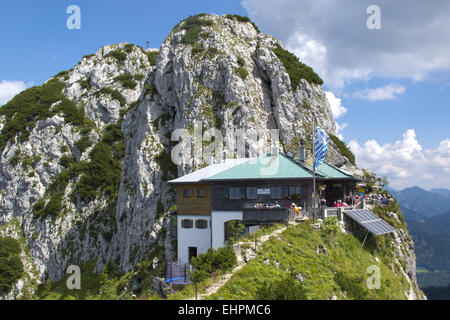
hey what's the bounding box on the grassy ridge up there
[0,79,92,152]
[273,45,323,89]
[204,221,410,300]
[181,14,214,45]
[328,134,356,165]
[225,14,260,33]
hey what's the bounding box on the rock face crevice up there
[0,14,418,299]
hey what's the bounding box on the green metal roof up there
[318,162,354,179]
[204,154,313,181]
[303,161,354,179]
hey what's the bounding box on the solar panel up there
[343,209,396,236]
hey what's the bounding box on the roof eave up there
[202,177,314,182]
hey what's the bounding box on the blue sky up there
[1,0,449,190]
[0,0,247,84]
[341,76,450,147]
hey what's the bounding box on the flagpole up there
[312,118,316,222]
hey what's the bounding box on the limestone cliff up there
[0,14,421,299]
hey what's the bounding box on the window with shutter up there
[181,219,193,228]
[196,219,208,229]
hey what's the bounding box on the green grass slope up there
[206,221,411,300]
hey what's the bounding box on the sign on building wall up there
[257,188,271,195]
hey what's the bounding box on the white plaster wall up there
[177,215,211,263]
[211,211,243,249]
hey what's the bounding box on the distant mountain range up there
[389,186,450,288]
[430,188,450,196]
[388,186,450,221]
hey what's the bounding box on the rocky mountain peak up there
[0,14,411,299]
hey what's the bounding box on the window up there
[229,187,241,199]
[289,186,301,196]
[196,219,208,229]
[197,189,205,198]
[183,189,191,198]
[247,187,257,199]
[181,219,193,228]
[282,186,289,198]
[271,186,282,199]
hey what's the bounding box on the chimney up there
[271,147,279,156]
[299,140,305,162]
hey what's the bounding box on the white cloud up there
[0,80,30,105]
[325,91,347,139]
[335,122,348,140]
[349,130,450,189]
[353,84,406,101]
[243,0,450,91]
[325,91,347,118]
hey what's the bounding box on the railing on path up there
[165,262,191,285]
[151,276,176,298]
[321,200,366,220]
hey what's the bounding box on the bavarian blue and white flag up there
[314,126,329,169]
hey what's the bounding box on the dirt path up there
[190,223,295,300]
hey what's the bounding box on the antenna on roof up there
[271,147,279,156]
[299,139,306,162]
